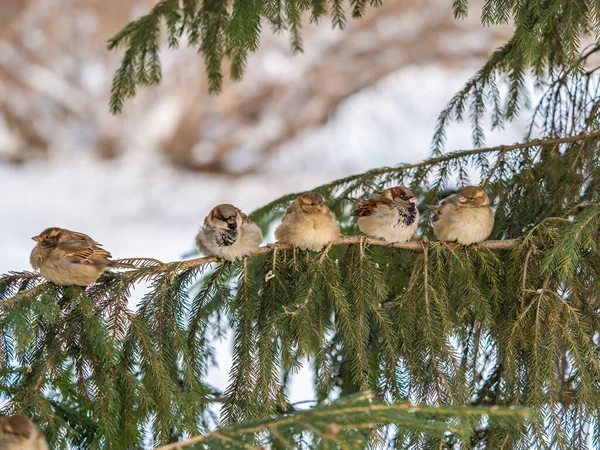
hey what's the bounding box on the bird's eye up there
[469,197,474,200]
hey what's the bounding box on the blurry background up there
[0,0,524,405]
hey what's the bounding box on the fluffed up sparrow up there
[433,185,494,245]
[353,186,419,242]
[30,227,134,286]
[0,414,48,450]
[196,204,263,261]
[275,192,340,251]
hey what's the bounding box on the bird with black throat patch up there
[0,414,48,450]
[353,186,419,242]
[275,192,340,251]
[433,185,494,245]
[196,204,263,261]
[30,227,134,286]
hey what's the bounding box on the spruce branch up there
[108,0,384,112]
[7,2,600,445]
[0,205,598,447]
[481,148,507,188]
[155,392,528,450]
[520,245,537,307]
[0,282,49,309]
[331,129,600,185]
[11,238,519,292]
[0,237,527,312]
[250,129,600,223]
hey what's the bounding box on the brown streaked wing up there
[353,194,394,216]
[280,203,297,222]
[65,230,102,246]
[352,199,379,217]
[432,194,459,223]
[58,239,113,264]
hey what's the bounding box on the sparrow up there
[352,186,419,242]
[0,414,48,450]
[275,192,340,251]
[432,185,494,245]
[30,227,134,286]
[196,204,263,261]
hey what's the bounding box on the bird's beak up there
[458,195,467,203]
[408,197,418,204]
[32,236,42,242]
[226,217,236,225]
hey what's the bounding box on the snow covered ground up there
[0,64,528,412]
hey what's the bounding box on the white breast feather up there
[434,206,494,245]
[197,223,262,261]
[39,258,104,285]
[276,212,339,251]
[357,207,419,242]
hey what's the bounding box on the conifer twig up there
[326,129,600,188]
[154,392,527,450]
[0,237,520,309]
[521,245,537,307]
[481,149,507,188]
[282,281,315,316]
[0,282,47,308]
[318,243,333,262]
[128,237,519,274]
[119,257,165,266]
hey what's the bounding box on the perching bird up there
[0,414,48,450]
[196,204,263,261]
[433,185,494,245]
[30,227,134,286]
[352,186,419,242]
[275,192,340,251]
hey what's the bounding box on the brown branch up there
[481,149,507,188]
[366,129,600,179]
[0,282,48,309]
[0,237,520,309]
[155,394,527,450]
[520,245,537,307]
[302,129,600,197]
[120,237,520,276]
